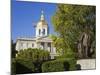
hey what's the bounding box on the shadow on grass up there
[16,62,34,74]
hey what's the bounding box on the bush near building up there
[12,48,77,74]
[14,48,50,73]
[11,58,35,74]
[16,59,35,74]
[16,48,50,62]
[11,58,16,75]
[56,58,77,71]
[42,60,66,72]
[42,58,76,72]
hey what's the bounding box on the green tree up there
[16,48,50,73]
[52,4,96,58]
[11,40,17,58]
[50,35,76,58]
[16,48,50,62]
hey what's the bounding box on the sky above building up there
[11,0,57,42]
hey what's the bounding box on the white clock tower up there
[36,10,48,37]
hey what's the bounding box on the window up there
[41,42,44,49]
[32,43,34,47]
[43,29,45,35]
[48,43,51,47]
[48,43,51,52]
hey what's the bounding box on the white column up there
[36,42,40,49]
[49,43,53,59]
[36,27,38,37]
[45,28,48,36]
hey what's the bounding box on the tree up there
[50,35,76,58]
[16,48,50,62]
[16,48,50,73]
[11,40,17,58]
[52,4,96,58]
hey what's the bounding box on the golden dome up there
[37,10,48,27]
[37,20,47,26]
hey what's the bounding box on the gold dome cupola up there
[36,10,48,37]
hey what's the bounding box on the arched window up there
[43,29,45,35]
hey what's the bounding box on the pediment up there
[36,36,53,42]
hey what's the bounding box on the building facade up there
[16,10,56,59]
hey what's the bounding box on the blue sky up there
[11,0,57,42]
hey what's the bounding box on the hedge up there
[42,60,65,72]
[16,59,35,74]
[42,58,76,72]
[11,58,16,75]
[56,58,77,71]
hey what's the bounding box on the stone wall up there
[77,59,96,70]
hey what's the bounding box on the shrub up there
[42,58,76,72]
[11,58,16,75]
[76,64,81,70]
[56,58,77,71]
[16,48,50,62]
[16,48,50,73]
[42,59,70,72]
[16,59,35,74]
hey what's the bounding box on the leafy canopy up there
[52,4,95,58]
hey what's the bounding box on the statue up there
[77,32,92,58]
